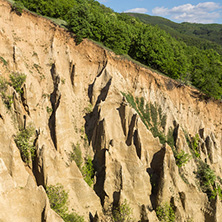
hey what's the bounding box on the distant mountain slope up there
[127,13,222,54]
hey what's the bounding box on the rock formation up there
[0,0,222,221]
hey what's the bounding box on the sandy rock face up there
[0,0,222,221]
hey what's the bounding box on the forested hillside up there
[14,0,222,99]
[126,13,222,54]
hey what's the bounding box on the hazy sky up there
[97,0,222,24]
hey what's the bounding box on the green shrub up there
[0,76,7,91]
[14,125,35,163]
[9,72,26,94]
[195,160,222,200]
[178,168,189,184]
[81,158,94,187]
[46,184,68,217]
[166,128,174,148]
[150,126,166,144]
[195,161,216,199]
[159,108,167,129]
[184,132,200,159]
[112,199,133,222]
[69,143,82,168]
[12,1,24,15]
[121,92,137,111]
[46,183,84,222]
[61,78,66,85]
[69,143,94,187]
[122,92,168,144]
[46,106,53,114]
[174,150,191,168]
[0,77,13,109]
[80,127,88,147]
[143,103,151,125]
[137,97,144,113]
[0,56,7,66]
[1,93,13,109]
[192,134,200,158]
[63,212,85,222]
[211,183,222,201]
[156,203,175,222]
[150,103,158,126]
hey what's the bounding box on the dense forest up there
[126,13,222,55]
[14,0,222,99]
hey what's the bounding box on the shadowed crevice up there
[133,129,141,159]
[126,114,137,146]
[147,147,166,209]
[48,64,61,150]
[94,149,108,207]
[70,62,75,87]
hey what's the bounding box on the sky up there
[97,0,222,24]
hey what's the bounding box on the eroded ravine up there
[0,0,222,221]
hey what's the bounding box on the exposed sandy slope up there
[0,0,222,221]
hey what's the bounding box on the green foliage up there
[211,183,222,201]
[191,134,200,158]
[149,103,166,144]
[69,143,94,187]
[46,184,85,221]
[127,13,222,55]
[121,92,137,111]
[18,0,75,18]
[122,93,167,144]
[1,94,13,109]
[166,128,174,148]
[69,143,82,168]
[9,72,26,94]
[66,2,93,44]
[178,168,189,184]
[12,1,24,15]
[195,161,215,198]
[0,76,8,92]
[46,184,68,217]
[14,125,35,163]
[156,203,175,222]
[80,126,88,147]
[46,184,84,222]
[151,126,166,145]
[0,56,8,66]
[0,77,13,109]
[81,158,94,187]
[61,78,66,85]
[112,199,133,222]
[195,160,222,200]
[46,106,53,114]
[63,212,85,222]
[174,150,191,168]
[159,107,167,129]
[184,132,200,159]
[150,103,158,126]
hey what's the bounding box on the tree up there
[66,1,93,43]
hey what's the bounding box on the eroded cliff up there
[0,0,222,221]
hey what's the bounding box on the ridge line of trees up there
[15,0,222,99]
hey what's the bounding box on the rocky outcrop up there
[0,0,222,221]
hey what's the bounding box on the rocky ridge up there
[0,0,222,221]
